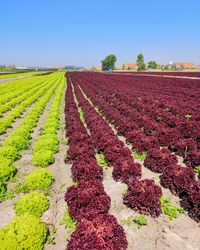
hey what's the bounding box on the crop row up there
[0,74,62,198]
[64,79,128,249]
[71,73,200,168]
[0,74,52,99]
[32,77,65,167]
[0,73,65,249]
[114,71,200,78]
[0,78,51,116]
[70,72,200,223]
[0,75,59,134]
[71,77,163,218]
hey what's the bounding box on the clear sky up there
[1,0,200,67]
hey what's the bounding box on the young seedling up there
[121,217,133,226]
[59,208,76,233]
[131,149,147,161]
[133,215,148,229]
[194,166,200,178]
[160,195,184,220]
[184,114,192,119]
[95,152,109,170]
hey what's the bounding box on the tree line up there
[101,53,158,71]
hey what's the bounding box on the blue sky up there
[1,0,200,67]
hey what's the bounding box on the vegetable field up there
[0,72,199,250]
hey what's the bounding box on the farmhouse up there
[123,63,138,70]
[175,62,193,70]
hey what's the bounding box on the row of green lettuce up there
[0,74,66,249]
[0,76,59,134]
[0,76,52,116]
[0,74,61,197]
[0,74,52,99]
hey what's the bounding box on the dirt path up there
[0,75,32,84]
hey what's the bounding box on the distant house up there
[175,62,193,70]
[122,63,138,70]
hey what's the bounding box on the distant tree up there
[136,53,145,71]
[101,54,117,70]
[148,61,158,69]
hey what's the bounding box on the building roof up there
[175,62,193,69]
[123,63,137,68]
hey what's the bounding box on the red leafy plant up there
[112,157,141,184]
[65,180,111,220]
[160,165,195,195]
[71,157,103,182]
[123,179,162,217]
[144,148,178,173]
[181,181,200,222]
[67,213,128,250]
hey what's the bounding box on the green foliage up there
[14,191,49,217]
[95,152,109,169]
[0,146,20,162]
[133,215,148,228]
[121,217,133,226]
[32,150,55,167]
[60,139,67,145]
[25,169,54,192]
[59,208,76,232]
[39,134,59,144]
[42,121,59,130]
[78,106,85,124]
[0,190,14,201]
[194,166,200,178]
[0,161,16,183]
[4,135,30,151]
[33,139,59,153]
[0,182,6,197]
[0,214,47,250]
[136,53,146,71]
[184,114,192,119]
[101,54,117,70]
[148,61,158,69]
[131,149,147,161]
[160,196,184,220]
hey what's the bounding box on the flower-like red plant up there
[144,148,178,173]
[123,179,162,217]
[67,213,128,250]
[65,180,111,220]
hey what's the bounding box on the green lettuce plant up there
[14,191,49,217]
[0,214,47,250]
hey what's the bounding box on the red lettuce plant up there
[181,181,200,222]
[71,157,103,182]
[112,157,141,184]
[65,180,110,220]
[123,179,162,217]
[67,213,128,250]
[160,165,195,195]
[184,150,200,168]
[144,148,178,173]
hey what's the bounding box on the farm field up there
[0,71,50,80]
[0,72,199,250]
[113,71,200,78]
